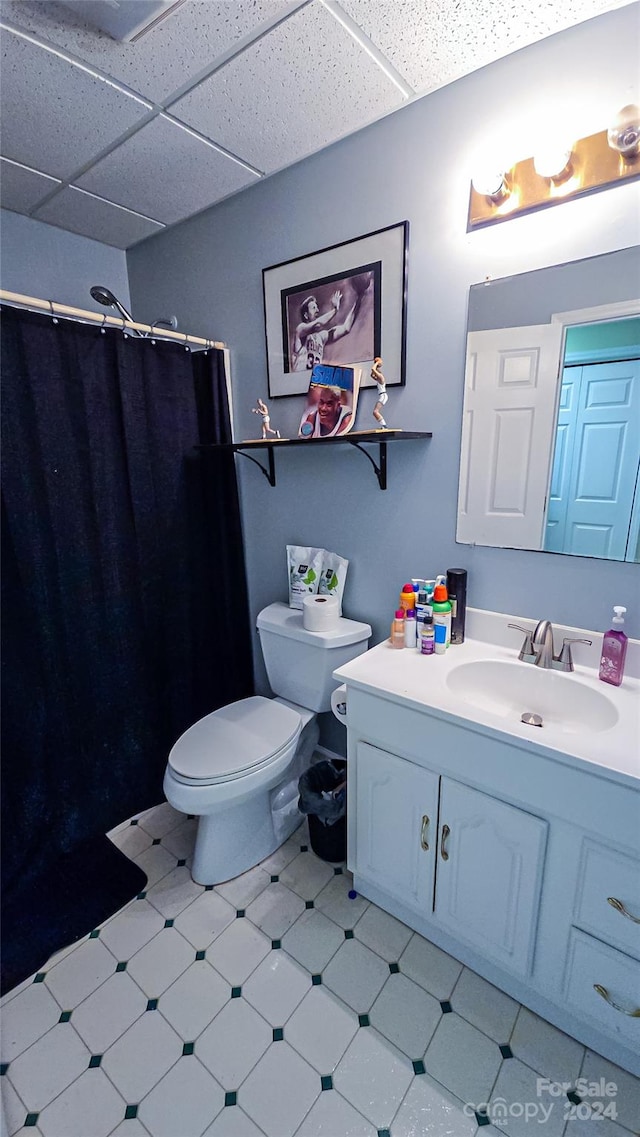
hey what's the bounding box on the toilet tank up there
[256,602,371,713]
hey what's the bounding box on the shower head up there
[90,285,133,324]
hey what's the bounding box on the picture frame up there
[263,221,408,398]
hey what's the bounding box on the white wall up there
[0,210,131,313]
[127,5,640,746]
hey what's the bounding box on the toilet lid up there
[168,696,301,783]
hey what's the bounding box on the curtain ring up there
[100,312,107,334]
[49,299,58,324]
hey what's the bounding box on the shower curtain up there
[1,306,253,989]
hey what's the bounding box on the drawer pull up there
[607,897,640,924]
[420,815,430,851]
[593,984,640,1017]
[440,824,450,861]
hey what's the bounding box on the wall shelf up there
[202,430,432,490]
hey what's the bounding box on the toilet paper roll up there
[331,684,348,722]
[303,593,340,631]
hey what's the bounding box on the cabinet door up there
[435,779,547,976]
[354,742,438,913]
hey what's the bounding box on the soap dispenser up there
[599,606,628,686]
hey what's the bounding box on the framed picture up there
[263,221,408,398]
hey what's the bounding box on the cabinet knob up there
[593,984,640,1017]
[420,815,430,851]
[607,897,640,924]
[440,823,450,861]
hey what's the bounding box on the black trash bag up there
[298,760,346,827]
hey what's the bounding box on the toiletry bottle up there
[599,606,628,686]
[434,622,447,655]
[419,615,435,654]
[404,607,417,648]
[432,580,452,649]
[391,609,405,648]
[447,568,467,645]
[399,583,416,612]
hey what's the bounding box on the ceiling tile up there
[337,0,633,94]
[35,186,164,247]
[172,0,405,173]
[0,27,151,179]
[0,0,303,103]
[75,115,258,224]
[0,157,60,213]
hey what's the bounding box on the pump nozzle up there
[613,606,627,624]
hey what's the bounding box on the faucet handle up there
[556,637,592,672]
[508,623,535,659]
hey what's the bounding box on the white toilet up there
[163,602,371,884]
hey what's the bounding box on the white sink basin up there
[446,659,619,735]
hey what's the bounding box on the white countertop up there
[334,609,640,790]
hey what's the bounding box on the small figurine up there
[370,357,389,428]
[251,397,280,439]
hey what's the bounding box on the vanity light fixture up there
[468,106,640,229]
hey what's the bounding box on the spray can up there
[432,578,452,649]
[447,568,467,645]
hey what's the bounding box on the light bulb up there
[471,169,509,200]
[533,145,573,180]
[607,104,640,157]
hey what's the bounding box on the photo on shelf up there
[298,363,361,438]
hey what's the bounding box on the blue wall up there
[0,210,131,313]
[127,5,640,746]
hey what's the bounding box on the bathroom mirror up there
[457,247,640,561]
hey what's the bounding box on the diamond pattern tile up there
[281,908,344,973]
[240,1041,320,1137]
[332,1026,413,1128]
[369,973,441,1058]
[44,938,116,1009]
[7,1023,90,1112]
[137,1055,225,1137]
[451,968,520,1044]
[69,972,147,1053]
[197,997,272,1088]
[285,987,358,1074]
[100,1011,182,1102]
[245,881,306,939]
[243,951,310,1026]
[157,960,229,1041]
[125,927,194,997]
[323,939,389,1013]
[3,802,628,1137]
[36,1068,125,1137]
[173,890,236,949]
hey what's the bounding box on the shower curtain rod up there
[0,290,225,350]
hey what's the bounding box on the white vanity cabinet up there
[355,742,547,977]
[337,674,640,1076]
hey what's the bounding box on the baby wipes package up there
[318,551,349,615]
[287,545,324,609]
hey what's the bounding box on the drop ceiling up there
[0,0,631,249]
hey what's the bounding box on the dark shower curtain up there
[1,306,253,989]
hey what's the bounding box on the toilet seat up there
[168,696,301,786]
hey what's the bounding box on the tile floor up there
[2,800,638,1137]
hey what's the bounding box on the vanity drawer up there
[574,842,640,960]
[564,929,640,1048]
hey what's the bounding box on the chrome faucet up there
[508,621,592,670]
[532,620,555,669]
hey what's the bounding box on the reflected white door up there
[545,360,640,558]
[457,324,564,548]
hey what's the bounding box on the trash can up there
[297,759,347,862]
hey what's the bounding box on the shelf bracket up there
[347,439,388,490]
[234,446,276,486]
